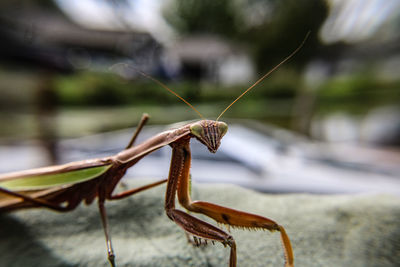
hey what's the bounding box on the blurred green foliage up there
[317,73,400,114]
[163,0,243,39]
[164,0,329,72]
[51,69,303,130]
[55,72,180,106]
[54,69,303,107]
[54,69,400,120]
[0,0,399,141]
[246,0,328,72]
[1,68,399,139]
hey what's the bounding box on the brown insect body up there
[0,119,293,267]
[0,120,190,212]
[0,32,310,266]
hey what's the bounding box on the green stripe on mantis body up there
[0,165,112,191]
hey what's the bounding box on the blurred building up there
[0,6,161,73]
[164,35,255,85]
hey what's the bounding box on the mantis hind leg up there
[125,113,150,149]
[0,186,75,212]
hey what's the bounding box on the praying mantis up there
[0,34,309,267]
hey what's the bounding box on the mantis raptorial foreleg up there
[164,138,294,267]
[183,201,293,267]
[164,140,237,266]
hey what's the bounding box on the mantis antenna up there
[109,63,205,119]
[111,31,309,122]
[216,31,311,121]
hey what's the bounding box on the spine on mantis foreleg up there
[188,174,192,200]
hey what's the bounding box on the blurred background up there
[0,0,399,194]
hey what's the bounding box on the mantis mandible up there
[0,34,309,267]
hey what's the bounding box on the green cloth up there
[0,182,399,267]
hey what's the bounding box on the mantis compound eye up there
[217,122,228,137]
[190,123,204,139]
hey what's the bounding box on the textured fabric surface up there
[0,181,399,267]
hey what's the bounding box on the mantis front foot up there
[167,209,237,267]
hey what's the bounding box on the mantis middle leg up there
[98,178,167,267]
[125,113,150,149]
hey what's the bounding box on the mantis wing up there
[0,158,113,209]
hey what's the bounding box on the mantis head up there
[190,120,228,153]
